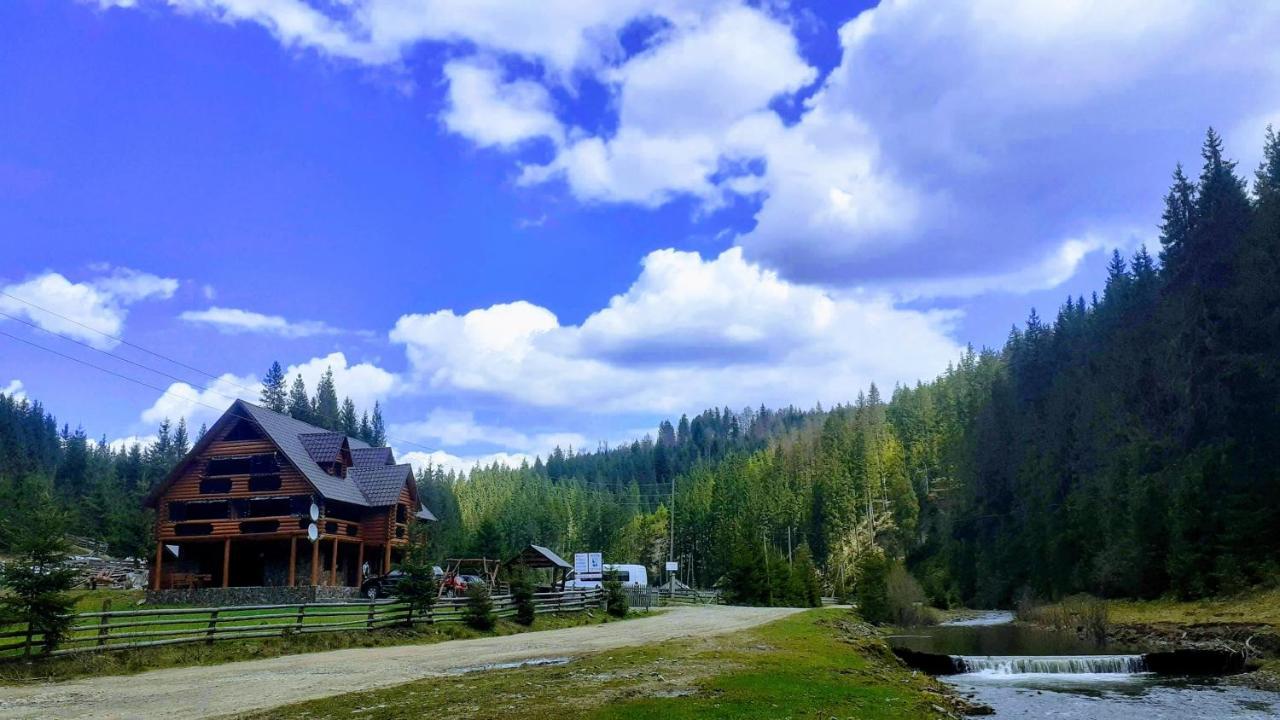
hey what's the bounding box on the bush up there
[1018,594,1108,644]
[603,576,629,618]
[509,566,536,626]
[885,562,938,626]
[464,583,496,631]
[0,483,77,655]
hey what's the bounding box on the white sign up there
[665,561,679,572]
[575,552,604,579]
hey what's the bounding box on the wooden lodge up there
[144,400,436,591]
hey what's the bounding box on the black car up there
[360,569,405,599]
[360,566,444,599]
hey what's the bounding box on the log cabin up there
[144,399,436,591]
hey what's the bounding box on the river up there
[889,611,1280,718]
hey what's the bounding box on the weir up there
[952,654,1148,675]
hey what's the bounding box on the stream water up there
[889,612,1280,718]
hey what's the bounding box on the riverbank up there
[242,609,983,720]
[1029,589,1280,691]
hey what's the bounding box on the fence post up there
[366,601,376,631]
[23,621,32,660]
[205,609,219,644]
[294,603,306,633]
[97,599,112,647]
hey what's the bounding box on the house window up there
[396,504,407,523]
[199,478,233,494]
[174,522,214,536]
[248,474,282,492]
[239,520,280,534]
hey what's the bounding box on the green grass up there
[0,611,632,684]
[241,609,970,720]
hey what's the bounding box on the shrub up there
[885,562,938,626]
[604,576,629,618]
[464,583,496,631]
[509,566,536,626]
[1016,592,1109,644]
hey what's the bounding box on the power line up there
[0,290,264,398]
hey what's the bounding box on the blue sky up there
[3,0,1278,472]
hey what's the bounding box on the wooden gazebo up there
[505,545,572,591]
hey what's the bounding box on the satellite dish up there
[309,503,320,522]
[307,523,319,542]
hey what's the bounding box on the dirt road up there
[0,605,802,720]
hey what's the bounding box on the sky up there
[2,0,1279,473]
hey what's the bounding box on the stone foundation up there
[146,585,360,606]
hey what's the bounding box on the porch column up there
[330,537,339,586]
[383,543,392,574]
[153,541,164,590]
[288,537,297,587]
[357,543,365,586]
[310,537,320,586]
[222,538,231,588]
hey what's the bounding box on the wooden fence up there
[1,588,604,660]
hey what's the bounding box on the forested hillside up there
[3,128,1277,607]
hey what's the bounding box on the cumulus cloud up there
[397,448,536,477]
[390,247,961,413]
[0,268,178,349]
[442,60,564,149]
[392,408,587,452]
[138,351,396,430]
[179,306,343,338]
[2,380,24,401]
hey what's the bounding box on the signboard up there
[575,552,604,580]
[665,561,679,572]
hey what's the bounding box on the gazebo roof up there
[507,544,572,570]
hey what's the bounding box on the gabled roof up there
[351,446,394,467]
[348,464,415,506]
[298,432,346,465]
[508,544,572,570]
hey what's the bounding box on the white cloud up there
[137,352,396,429]
[179,306,342,338]
[2,380,24,401]
[392,408,587,452]
[140,372,260,430]
[102,434,158,453]
[397,448,535,477]
[0,268,178,349]
[390,247,961,414]
[442,60,564,149]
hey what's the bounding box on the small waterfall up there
[953,655,1148,675]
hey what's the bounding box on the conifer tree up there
[173,418,190,459]
[287,375,312,423]
[370,401,387,446]
[313,367,341,430]
[340,398,358,437]
[260,361,288,413]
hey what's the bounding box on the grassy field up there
[1100,588,1280,627]
[240,609,973,720]
[0,608,633,685]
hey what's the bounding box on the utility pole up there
[668,473,676,589]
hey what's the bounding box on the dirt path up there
[0,605,802,720]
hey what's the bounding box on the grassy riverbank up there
[0,610,630,685]
[243,609,975,720]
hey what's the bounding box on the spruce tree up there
[173,418,190,459]
[340,398,358,437]
[370,401,387,446]
[287,375,312,423]
[358,411,372,444]
[260,361,288,413]
[313,367,341,431]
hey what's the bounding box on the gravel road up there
[0,605,802,720]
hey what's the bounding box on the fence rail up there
[4,588,604,660]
